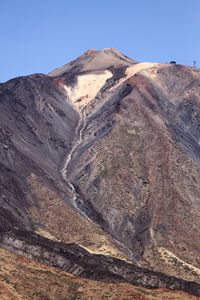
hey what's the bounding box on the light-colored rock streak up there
[60,108,88,215]
[60,72,140,262]
[61,110,86,180]
[61,71,113,214]
[35,229,60,242]
[157,247,200,277]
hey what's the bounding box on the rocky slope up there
[0,48,200,299]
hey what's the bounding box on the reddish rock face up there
[0,49,200,298]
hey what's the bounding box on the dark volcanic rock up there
[0,74,79,230]
[1,229,200,297]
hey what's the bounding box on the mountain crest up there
[49,48,136,77]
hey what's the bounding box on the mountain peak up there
[49,48,136,77]
[84,48,98,55]
[102,47,124,54]
[83,47,127,56]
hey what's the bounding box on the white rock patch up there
[157,247,200,277]
[125,62,160,78]
[35,228,60,242]
[110,62,164,93]
[64,71,112,110]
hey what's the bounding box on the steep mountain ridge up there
[0,48,200,299]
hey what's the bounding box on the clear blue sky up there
[1,0,200,82]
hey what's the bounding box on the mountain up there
[0,48,200,299]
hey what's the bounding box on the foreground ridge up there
[1,229,200,297]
